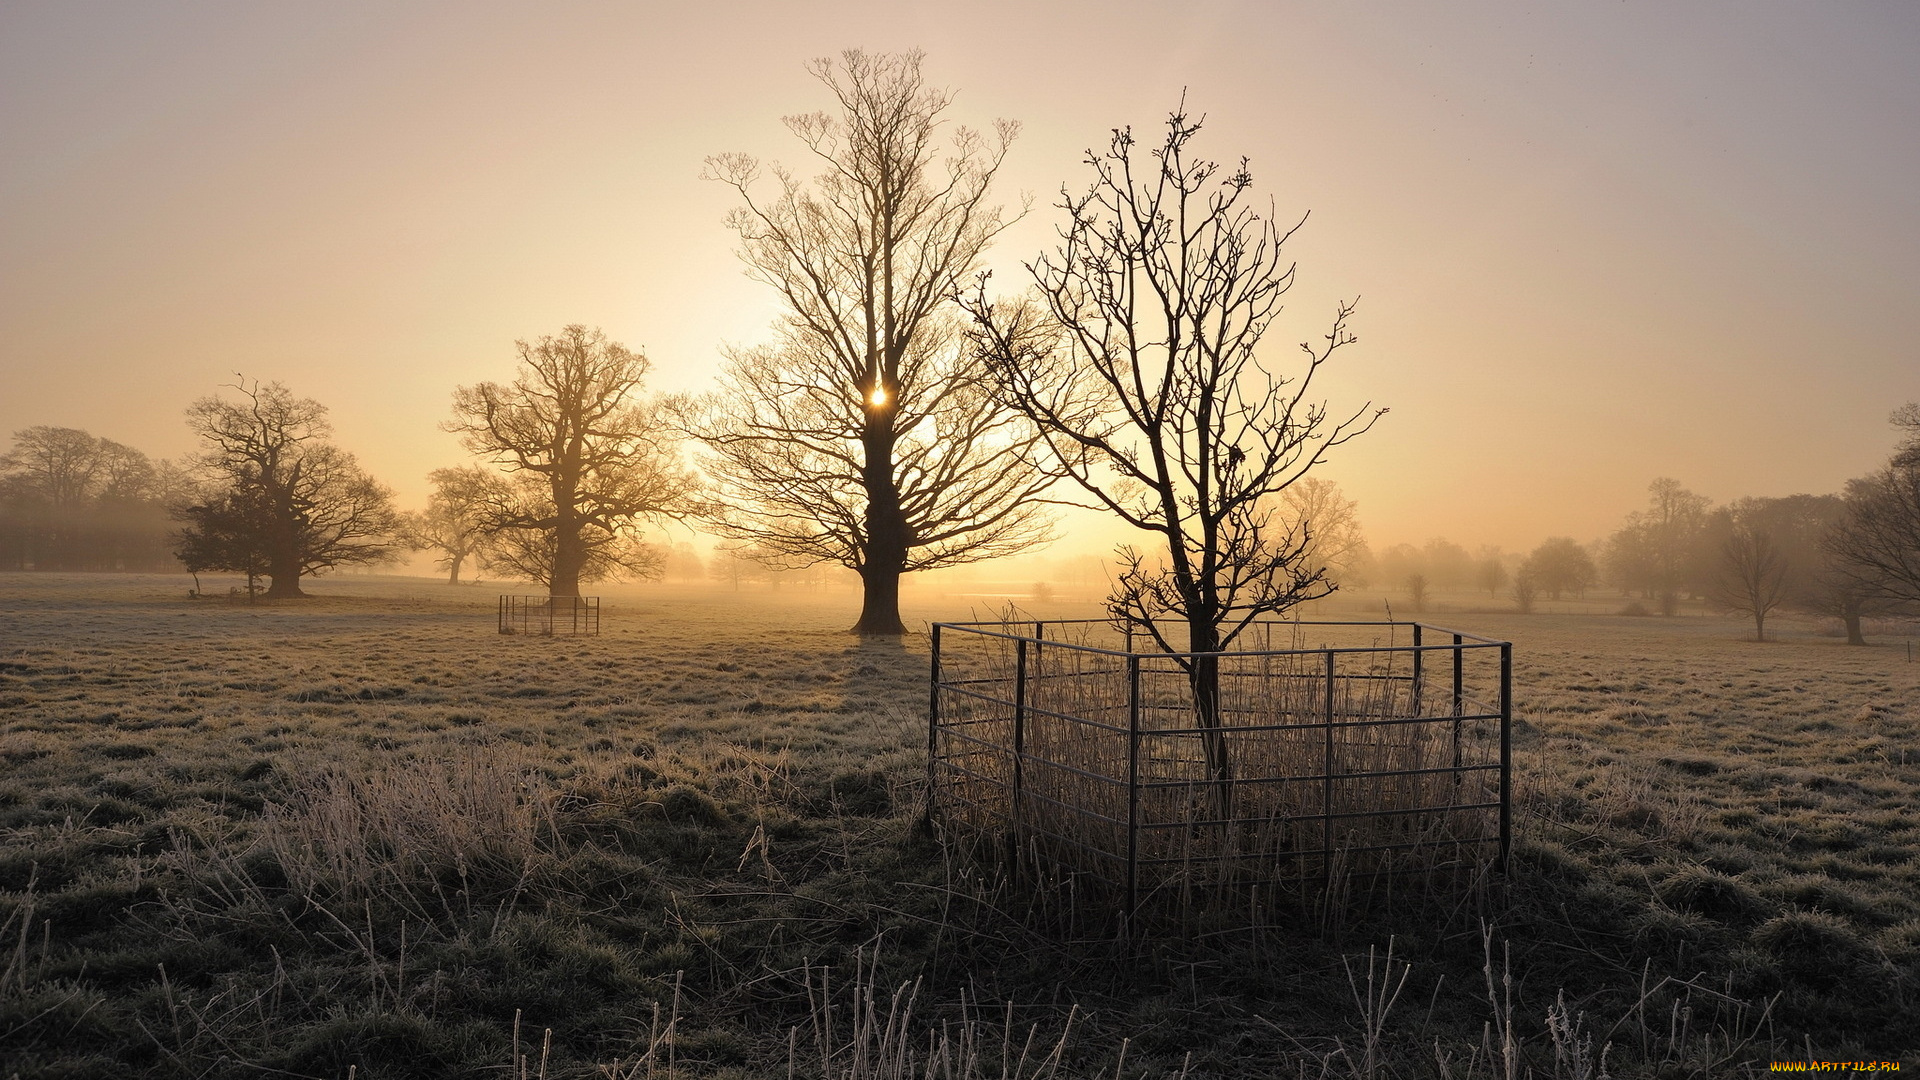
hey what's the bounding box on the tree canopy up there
[176,380,400,597]
[448,325,697,596]
[691,49,1051,634]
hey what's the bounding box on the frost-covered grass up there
[0,573,1915,1077]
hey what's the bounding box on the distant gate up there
[497,595,600,636]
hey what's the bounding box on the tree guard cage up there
[928,619,1512,929]
[497,595,600,636]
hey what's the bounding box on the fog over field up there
[3,3,1919,1076]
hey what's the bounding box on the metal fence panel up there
[928,619,1511,929]
[497,595,601,636]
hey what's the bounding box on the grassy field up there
[1,572,1916,1077]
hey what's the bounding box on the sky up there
[3,0,1916,557]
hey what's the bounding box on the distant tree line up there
[0,427,190,571]
[1356,409,1920,641]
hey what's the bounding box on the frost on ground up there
[0,573,1916,1076]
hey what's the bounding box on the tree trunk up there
[1753,610,1766,642]
[854,561,907,635]
[1186,619,1233,821]
[265,542,304,597]
[851,414,909,635]
[1842,604,1867,646]
[551,501,583,597]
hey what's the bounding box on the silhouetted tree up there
[1374,543,1425,593]
[177,380,400,597]
[448,326,697,596]
[692,50,1050,635]
[1608,478,1712,614]
[1474,548,1509,598]
[1709,509,1790,641]
[1702,494,1873,643]
[1269,477,1369,588]
[174,486,274,596]
[402,465,506,584]
[967,105,1383,808]
[1421,538,1474,591]
[1511,572,1538,614]
[1404,572,1429,613]
[660,541,706,584]
[2,426,119,507]
[709,541,776,590]
[1522,537,1597,600]
[1826,405,1920,614]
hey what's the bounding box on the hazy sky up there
[3,1,1915,554]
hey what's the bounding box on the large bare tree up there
[1827,404,1920,610]
[967,107,1384,803]
[448,325,697,597]
[693,50,1051,635]
[177,380,400,597]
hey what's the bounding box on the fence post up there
[1452,633,1465,782]
[1322,649,1336,886]
[1411,622,1423,715]
[1012,636,1028,858]
[1125,653,1141,938]
[1499,641,1512,874]
[1033,620,1046,719]
[926,624,942,827]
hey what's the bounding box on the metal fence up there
[497,595,601,636]
[928,619,1511,924]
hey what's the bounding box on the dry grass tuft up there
[258,744,565,906]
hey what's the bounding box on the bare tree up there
[1609,478,1712,614]
[1786,492,1893,645]
[1710,519,1790,641]
[1474,548,1509,598]
[1404,572,1430,613]
[177,380,400,597]
[0,426,113,507]
[1510,572,1538,614]
[966,106,1383,806]
[1522,537,1597,600]
[1826,412,1920,610]
[693,50,1051,635]
[449,326,696,596]
[402,465,506,585]
[1269,476,1368,588]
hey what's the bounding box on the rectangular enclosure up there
[497,595,601,636]
[929,619,1511,923]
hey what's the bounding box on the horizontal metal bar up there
[1134,835,1501,866]
[1016,753,1133,789]
[1013,786,1129,827]
[1136,837,1497,868]
[1001,825,1131,863]
[1136,762,1503,790]
[1121,711,1505,735]
[1134,800,1503,831]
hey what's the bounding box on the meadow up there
[1,573,1915,1077]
